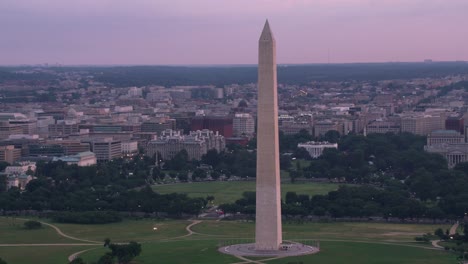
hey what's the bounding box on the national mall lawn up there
[0,216,458,264]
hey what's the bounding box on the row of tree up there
[220,185,447,220]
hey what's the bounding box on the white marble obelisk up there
[255,20,282,251]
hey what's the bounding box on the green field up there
[192,220,449,242]
[152,181,339,204]
[0,217,75,244]
[0,216,458,264]
[52,219,190,243]
[0,246,94,264]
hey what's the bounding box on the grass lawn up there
[0,246,93,264]
[192,220,450,242]
[267,241,456,264]
[79,239,456,264]
[152,181,339,204]
[0,217,75,244]
[0,217,456,264]
[53,219,190,243]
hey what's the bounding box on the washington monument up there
[255,20,282,251]
[220,21,317,256]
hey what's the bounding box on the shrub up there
[24,220,42,230]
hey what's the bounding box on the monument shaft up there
[255,21,282,251]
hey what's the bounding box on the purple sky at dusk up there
[1,0,467,65]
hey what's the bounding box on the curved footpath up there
[0,218,459,263]
[432,221,459,249]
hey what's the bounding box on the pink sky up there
[1,0,467,65]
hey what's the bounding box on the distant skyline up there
[1,0,467,65]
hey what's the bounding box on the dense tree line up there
[0,157,206,217]
[220,186,442,220]
[80,62,468,87]
[220,132,468,219]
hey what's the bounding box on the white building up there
[424,130,468,168]
[6,174,33,190]
[5,162,36,175]
[297,141,338,158]
[146,129,225,160]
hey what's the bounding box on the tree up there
[202,149,221,167]
[210,170,221,180]
[0,257,7,264]
[167,149,189,171]
[97,253,113,264]
[69,258,85,264]
[293,148,311,160]
[178,171,189,182]
[435,228,445,239]
[0,161,9,172]
[322,130,340,143]
[285,192,298,204]
[0,174,6,192]
[108,241,142,264]
[104,238,111,247]
[192,168,207,181]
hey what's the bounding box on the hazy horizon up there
[2,60,468,68]
[1,0,467,65]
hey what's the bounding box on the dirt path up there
[68,247,100,262]
[431,221,459,249]
[450,221,459,235]
[16,217,101,244]
[185,220,201,236]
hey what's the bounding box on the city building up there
[190,116,233,137]
[233,113,255,137]
[121,141,139,155]
[366,120,401,134]
[445,116,464,134]
[141,119,176,134]
[52,151,97,166]
[401,114,446,136]
[0,122,23,140]
[46,140,91,155]
[48,121,80,137]
[0,145,22,164]
[314,120,341,137]
[425,143,468,168]
[28,144,66,157]
[89,139,122,162]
